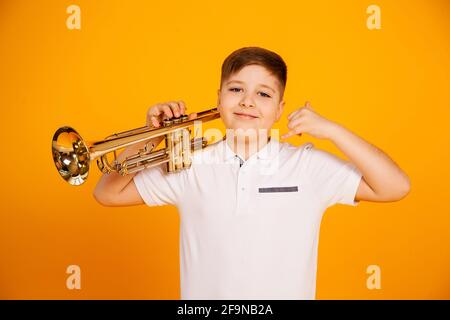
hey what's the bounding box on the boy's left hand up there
[281,101,339,140]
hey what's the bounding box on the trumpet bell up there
[52,126,90,186]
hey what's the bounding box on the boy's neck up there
[225,135,271,161]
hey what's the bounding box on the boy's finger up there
[151,116,160,127]
[147,105,162,117]
[305,101,313,110]
[287,117,303,130]
[167,101,181,117]
[282,126,304,139]
[287,109,300,120]
[281,131,295,139]
[178,100,186,115]
[288,111,307,128]
[161,105,174,119]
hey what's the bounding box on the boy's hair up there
[220,47,287,98]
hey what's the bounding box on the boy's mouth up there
[233,112,258,120]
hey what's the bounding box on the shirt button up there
[241,187,245,191]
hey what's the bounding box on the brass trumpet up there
[52,107,220,186]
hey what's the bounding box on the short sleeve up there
[133,163,187,207]
[302,144,362,208]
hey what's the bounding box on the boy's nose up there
[239,96,255,108]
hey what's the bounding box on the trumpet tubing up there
[52,107,220,185]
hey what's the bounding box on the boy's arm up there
[93,100,194,206]
[282,102,411,202]
[93,137,162,206]
[327,124,410,202]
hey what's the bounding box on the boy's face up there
[217,65,285,135]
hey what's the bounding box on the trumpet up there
[52,107,220,186]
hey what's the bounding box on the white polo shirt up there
[133,137,362,299]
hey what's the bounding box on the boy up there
[93,47,410,299]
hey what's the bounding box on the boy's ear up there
[275,99,285,122]
[217,89,221,108]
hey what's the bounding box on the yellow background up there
[1,0,449,299]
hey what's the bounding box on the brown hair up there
[220,47,287,98]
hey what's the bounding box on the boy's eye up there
[229,87,271,98]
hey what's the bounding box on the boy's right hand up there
[146,101,198,128]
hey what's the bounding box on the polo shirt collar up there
[220,135,280,163]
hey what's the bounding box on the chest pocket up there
[254,184,303,216]
[258,186,299,193]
